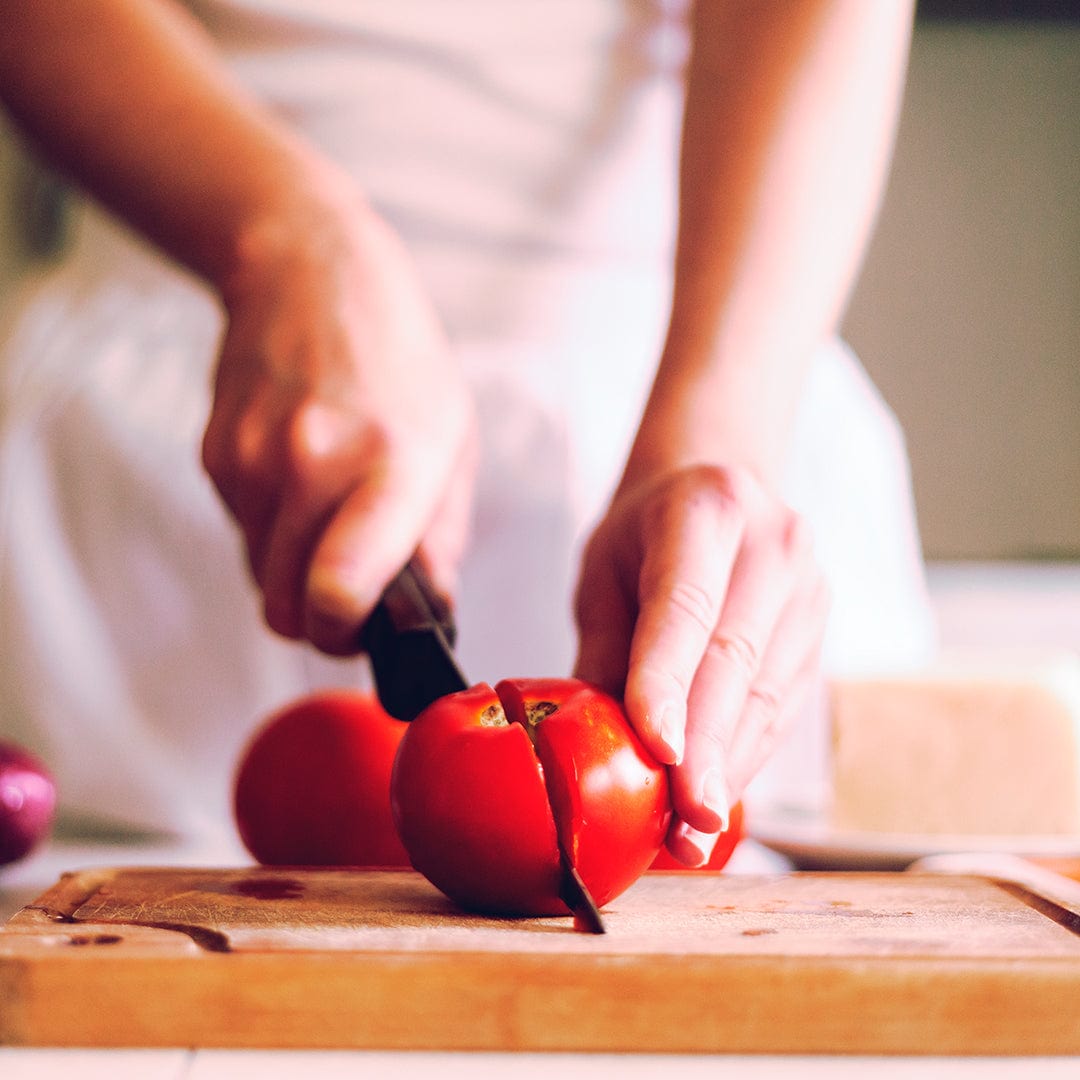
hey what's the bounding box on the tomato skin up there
[648,800,744,871]
[391,684,564,915]
[497,678,671,908]
[391,678,672,916]
[233,690,411,867]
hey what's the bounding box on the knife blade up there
[558,852,606,934]
[362,557,606,933]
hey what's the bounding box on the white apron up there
[0,0,935,842]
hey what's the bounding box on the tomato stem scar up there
[479,704,508,727]
[525,702,558,728]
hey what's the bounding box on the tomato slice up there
[497,678,671,908]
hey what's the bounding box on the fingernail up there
[701,769,731,833]
[671,821,716,868]
[658,705,685,765]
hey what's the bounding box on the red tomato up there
[233,690,410,867]
[648,800,744,871]
[391,677,672,916]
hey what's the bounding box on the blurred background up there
[844,4,1079,562]
[0,5,1077,564]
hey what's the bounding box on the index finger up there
[622,477,743,766]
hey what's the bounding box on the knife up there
[361,558,468,722]
[362,557,606,933]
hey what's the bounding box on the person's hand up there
[202,193,477,653]
[573,463,829,865]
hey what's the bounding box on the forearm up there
[0,0,347,290]
[625,0,914,489]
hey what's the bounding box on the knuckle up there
[662,578,721,639]
[279,403,392,496]
[631,661,693,708]
[223,410,275,485]
[200,434,229,493]
[682,461,736,493]
[747,681,785,721]
[643,464,741,527]
[684,462,743,511]
[706,627,761,680]
[687,462,759,513]
[201,426,252,517]
[694,717,731,753]
[281,403,339,486]
[284,400,350,463]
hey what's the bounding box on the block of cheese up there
[828,653,1080,836]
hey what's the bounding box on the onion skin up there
[0,742,57,867]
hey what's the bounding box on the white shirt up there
[0,0,934,840]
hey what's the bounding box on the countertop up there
[3,1049,1078,1080]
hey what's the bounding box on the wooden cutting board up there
[2,866,1080,1053]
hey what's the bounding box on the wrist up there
[620,341,805,496]
[213,154,369,307]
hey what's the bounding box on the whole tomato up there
[391,677,672,916]
[649,800,744,870]
[234,690,410,867]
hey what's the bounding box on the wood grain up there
[2,867,1079,1053]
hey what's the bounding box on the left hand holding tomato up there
[573,463,829,867]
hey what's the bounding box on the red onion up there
[0,742,57,867]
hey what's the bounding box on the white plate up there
[747,803,1080,871]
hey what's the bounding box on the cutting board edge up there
[2,945,1080,1054]
[6,865,122,924]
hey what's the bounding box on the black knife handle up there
[361,558,469,721]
